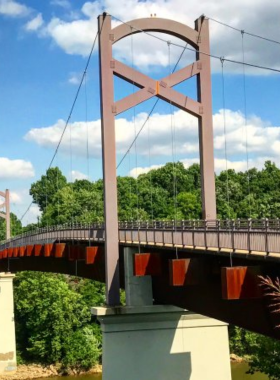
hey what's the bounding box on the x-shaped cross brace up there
[112,59,203,117]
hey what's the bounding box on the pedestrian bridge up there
[1,219,280,340]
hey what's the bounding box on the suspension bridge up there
[1,12,280,380]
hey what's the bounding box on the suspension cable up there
[207,16,280,46]
[220,58,230,217]
[110,14,280,74]
[85,71,90,179]
[147,114,154,221]
[129,27,141,251]
[168,40,179,259]
[20,31,99,222]
[241,31,251,217]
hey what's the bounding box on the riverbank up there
[0,356,244,380]
[0,364,102,380]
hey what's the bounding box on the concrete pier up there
[92,305,232,380]
[0,273,17,374]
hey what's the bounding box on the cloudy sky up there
[1,0,280,224]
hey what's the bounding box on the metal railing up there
[1,219,280,258]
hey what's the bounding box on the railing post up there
[265,218,269,255]
[204,219,207,249]
[248,218,252,254]
[231,219,235,252]
[192,220,195,248]
[217,219,220,250]
[181,220,185,247]
[171,220,175,246]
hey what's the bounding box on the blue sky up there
[0,0,280,224]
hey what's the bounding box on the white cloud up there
[24,107,280,177]
[24,118,101,157]
[68,72,82,85]
[9,189,31,205]
[130,156,279,179]
[70,170,89,181]
[21,204,41,225]
[129,164,163,177]
[50,0,71,9]
[0,0,30,17]
[45,15,98,56]
[25,13,44,31]
[0,157,35,179]
[10,191,22,204]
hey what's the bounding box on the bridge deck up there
[1,220,280,260]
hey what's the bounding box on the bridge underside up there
[1,241,280,340]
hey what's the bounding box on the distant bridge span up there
[1,219,280,339]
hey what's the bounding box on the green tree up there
[247,334,280,380]
[0,213,22,241]
[30,167,67,212]
[14,272,101,369]
[41,185,103,226]
[62,326,100,371]
[176,191,201,219]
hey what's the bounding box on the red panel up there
[54,243,66,258]
[26,245,34,257]
[19,246,26,257]
[13,247,19,258]
[8,248,13,258]
[221,266,263,300]
[134,253,162,276]
[44,244,53,257]
[77,246,85,260]
[2,249,7,259]
[169,259,191,286]
[86,247,98,264]
[67,245,85,261]
[68,245,78,261]
[34,244,43,257]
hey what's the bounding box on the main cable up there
[207,16,280,46]
[20,31,99,222]
[110,14,280,74]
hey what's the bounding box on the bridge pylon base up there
[92,305,232,380]
[0,273,16,374]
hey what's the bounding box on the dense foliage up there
[28,161,280,228]
[14,272,104,372]
[0,213,22,241]
[6,160,280,376]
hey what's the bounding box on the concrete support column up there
[92,305,232,380]
[124,247,153,306]
[0,273,16,374]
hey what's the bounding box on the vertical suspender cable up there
[147,116,154,221]
[220,58,230,217]
[130,27,141,252]
[84,70,91,247]
[168,41,178,259]
[85,71,90,180]
[241,31,251,217]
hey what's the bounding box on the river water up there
[48,362,268,380]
